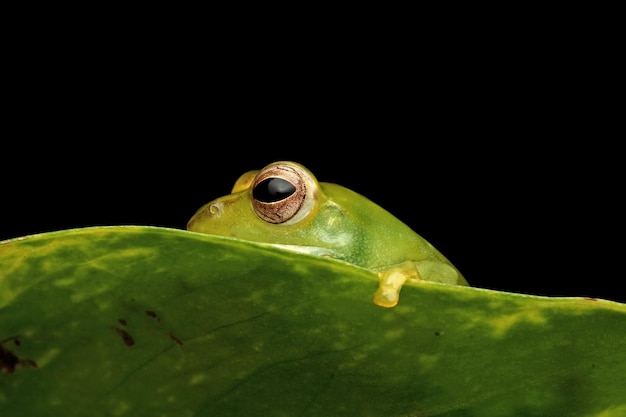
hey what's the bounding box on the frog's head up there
[188,161,468,308]
[187,161,328,241]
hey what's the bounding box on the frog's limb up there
[414,260,462,285]
[373,260,464,307]
[373,261,420,308]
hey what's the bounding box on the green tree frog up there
[187,161,468,308]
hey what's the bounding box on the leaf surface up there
[1,226,625,417]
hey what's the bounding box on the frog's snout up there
[197,201,224,223]
[207,202,223,217]
[187,200,224,231]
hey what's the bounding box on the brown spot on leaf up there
[169,334,183,346]
[0,344,19,374]
[1,337,37,374]
[584,297,597,301]
[145,310,158,320]
[112,327,135,347]
[20,359,37,369]
[118,319,128,326]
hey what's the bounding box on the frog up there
[187,161,468,308]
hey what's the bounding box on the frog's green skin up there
[187,161,468,307]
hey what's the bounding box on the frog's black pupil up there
[253,178,296,202]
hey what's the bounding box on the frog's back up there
[321,183,466,285]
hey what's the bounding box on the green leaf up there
[1,226,625,417]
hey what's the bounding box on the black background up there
[2,27,623,303]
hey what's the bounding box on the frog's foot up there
[373,261,421,308]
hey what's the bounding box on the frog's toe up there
[373,286,401,308]
[373,261,419,308]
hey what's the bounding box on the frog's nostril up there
[209,203,221,216]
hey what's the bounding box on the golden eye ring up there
[251,162,317,224]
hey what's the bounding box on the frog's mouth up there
[269,244,347,262]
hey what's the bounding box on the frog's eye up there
[251,162,317,224]
[253,178,296,202]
